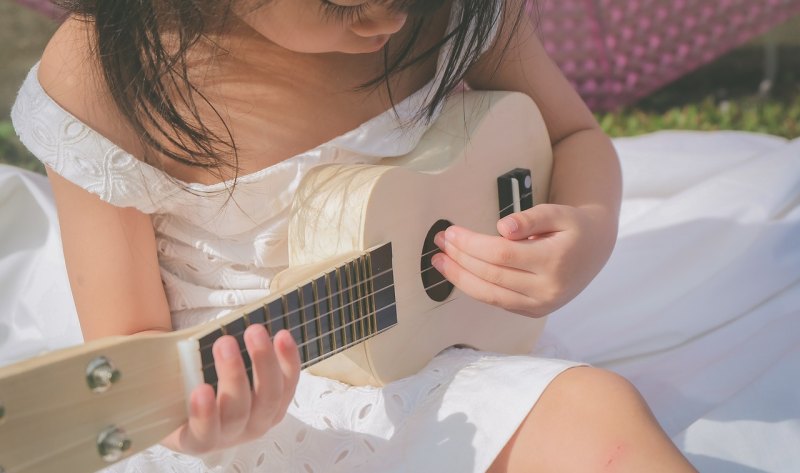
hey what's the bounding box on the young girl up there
[12,0,697,471]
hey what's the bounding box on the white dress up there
[9,7,581,472]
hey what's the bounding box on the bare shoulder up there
[38,17,144,157]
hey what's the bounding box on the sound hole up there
[421,219,454,302]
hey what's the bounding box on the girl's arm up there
[46,169,174,339]
[432,4,622,317]
[37,18,300,455]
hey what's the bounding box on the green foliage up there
[0,120,44,174]
[598,92,800,138]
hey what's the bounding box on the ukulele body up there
[282,90,553,385]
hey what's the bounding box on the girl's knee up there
[489,367,697,472]
[545,366,648,413]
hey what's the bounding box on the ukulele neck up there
[179,243,398,391]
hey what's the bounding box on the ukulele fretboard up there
[194,243,397,389]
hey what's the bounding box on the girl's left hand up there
[431,203,615,318]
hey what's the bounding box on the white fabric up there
[0,166,81,363]
[545,131,800,472]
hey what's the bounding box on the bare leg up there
[487,367,697,472]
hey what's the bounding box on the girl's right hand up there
[161,325,301,454]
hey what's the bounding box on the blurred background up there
[1,0,799,174]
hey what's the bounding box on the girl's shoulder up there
[38,17,146,160]
[13,18,176,213]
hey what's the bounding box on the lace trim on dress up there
[10,68,180,213]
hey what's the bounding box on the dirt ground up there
[0,1,57,118]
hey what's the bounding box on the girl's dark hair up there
[53,0,527,181]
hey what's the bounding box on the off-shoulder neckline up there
[29,62,438,192]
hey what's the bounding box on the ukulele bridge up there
[497,168,534,218]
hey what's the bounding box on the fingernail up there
[500,217,518,233]
[445,226,456,243]
[247,325,269,349]
[217,338,239,361]
[192,386,213,415]
[431,254,444,272]
[434,232,444,248]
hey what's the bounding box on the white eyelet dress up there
[10,4,583,472]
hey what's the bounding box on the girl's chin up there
[342,35,390,54]
[281,36,390,55]
[366,35,391,51]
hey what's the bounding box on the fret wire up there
[297,287,310,363]
[344,263,358,343]
[323,273,335,353]
[347,261,364,340]
[354,259,365,340]
[335,265,347,347]
[302,281,320,362]
[337,264,348,346]
[336,266,351,346]
[366,251,377,337]
[359,255,372,337]
[280,295,289,331]
[350,260,367,339]
[311,277,326,360]
[325,272,338,352]
[363,255,375,334]
[271,298,287,335]
[264,302,273,335]
[362,258,370,336]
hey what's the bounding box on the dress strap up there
[10,64,181,214]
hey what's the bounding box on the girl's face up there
[236,0,410,54]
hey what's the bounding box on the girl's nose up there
[350,8,408,37]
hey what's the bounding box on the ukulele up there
[0,90,552,473]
